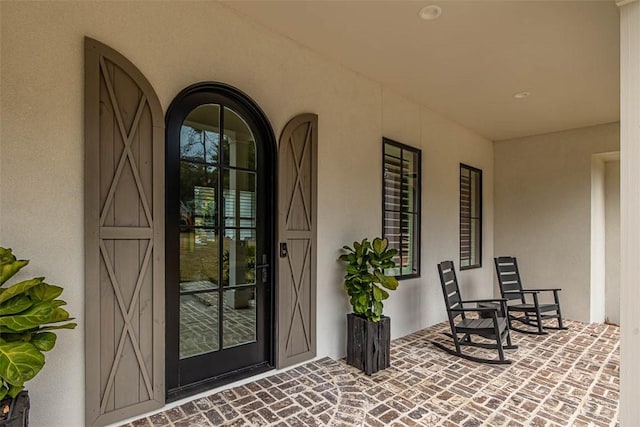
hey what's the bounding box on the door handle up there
[255,264,269,284]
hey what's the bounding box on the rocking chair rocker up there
[433,261,517,365]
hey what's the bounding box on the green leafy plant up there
[0,247,77,401]
[338,237,399,322]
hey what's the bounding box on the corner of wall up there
[590,154,606,323]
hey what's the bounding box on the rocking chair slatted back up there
[438,260,464,317]
[494,256,525,301]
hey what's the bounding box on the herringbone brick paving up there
[124,320,619,426]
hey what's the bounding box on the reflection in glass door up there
[166,84,275,399]
[179,105,258,358]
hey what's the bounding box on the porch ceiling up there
[221,1,620,141]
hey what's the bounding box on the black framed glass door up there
[166,83,276,399]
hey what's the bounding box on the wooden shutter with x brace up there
[277,114,318,368]
[84,38,164,426]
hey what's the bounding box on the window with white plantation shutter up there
[460,164,482,269]
[383,138,421,279]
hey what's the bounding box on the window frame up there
[382,137,422,280]
[459,163,483,270]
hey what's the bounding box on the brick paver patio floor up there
[123,320,619,426]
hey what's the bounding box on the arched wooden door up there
[84,38,165,426]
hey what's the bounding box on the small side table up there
[476,301,505,318]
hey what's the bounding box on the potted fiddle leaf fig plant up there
[338,237,398,375]
[0,247,77,427]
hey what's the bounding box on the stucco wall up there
[494,123,619,323]
[381,91,495,334]
[605,160,620,325]
[619,2,640,423]
[0,1,494,425]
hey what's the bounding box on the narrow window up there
[383,138,421,278]
[460,164,482,269]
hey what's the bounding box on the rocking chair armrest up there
[523,288,562,292]
[461,298,507,304]
[503,290,539,295]
[451,307,502,314]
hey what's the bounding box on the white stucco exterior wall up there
[0,2,495,425]
[590,154,607,323]
[494,123,620,323]
[605,159,620,325]
[619,0,640,423]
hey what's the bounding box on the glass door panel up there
[223,229,256,288]
[180,291,219,358]
[224,170,256,228]
[180,104,220,163]
[223,107,256,170]
[179,229,219,284]
[223,288,256,349]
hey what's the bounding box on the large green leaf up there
[0,384,7,401]
[380,248,398,260]
[28,283,63,302]
[346,265,359,275]
[0,248,29,286]
[0,331,30,344]
[0,295,32,316]
[353,241,362,256]
[338,254,352,262]
[380,261,395,269]
[38,323,77,332]
[360,273,374,283]
[48,307,73,324]
[372,237,388,255]
[373,285,389,301]
[0,278,43,304]
[375,271,399,290]
[354,293,369,313]
[32,332,57,352]
[372,285,384,302]
[0,342,45,387]
[0,302,54,332]
[373,301,383,317]
[51,299,67,308]
[0,247,17,265]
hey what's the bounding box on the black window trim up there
[459,163,482,270]
[382,137,421,280]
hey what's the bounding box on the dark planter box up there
[346,313,390,375]
[0,391,29,427]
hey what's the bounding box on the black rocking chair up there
[494,256,568,335]
[433,260,517,365]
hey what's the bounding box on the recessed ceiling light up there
[418,5,442,21]
[513,91,531,99]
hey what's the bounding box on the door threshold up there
[167,362,273,402]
